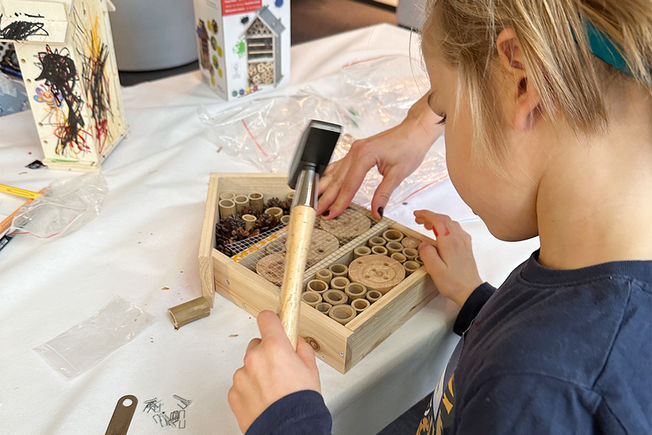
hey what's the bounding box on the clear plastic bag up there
[10,172,108,239]
[199,55,447,210]
[198,90,345,172]
[34,297,153,378]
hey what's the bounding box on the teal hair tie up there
[583,19,632,76]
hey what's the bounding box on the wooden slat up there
[198,174,220,306]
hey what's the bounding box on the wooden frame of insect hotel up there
[0,0,127,170]
[198,173,439,373]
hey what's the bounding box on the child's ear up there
[496,28,541,131]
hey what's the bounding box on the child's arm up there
[414,210,495,334]
[317,92,444,220]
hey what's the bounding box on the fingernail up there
[378,207,384,218]
[443,226,450,236]
[433,228,438,237]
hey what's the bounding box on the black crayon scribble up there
[0,14,49,40]
[71,6,112,152]
[86,42,110,149]
[35,46,87,155]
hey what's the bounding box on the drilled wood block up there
[348,254,405,294]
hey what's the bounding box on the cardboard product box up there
[0,0,127,171]
[197,173,439,373]
[192,0,290,101]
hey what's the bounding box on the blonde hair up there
[422,0,652,164]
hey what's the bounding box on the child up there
[229,0,651,433]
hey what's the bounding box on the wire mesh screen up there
[215,200,377,287]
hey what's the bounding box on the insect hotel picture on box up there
[199,174,439,373]
[0,0,127,170]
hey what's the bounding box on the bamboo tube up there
[371,245,388,256]
[403,248,418,261]
[382,229,404,243]
[329,263,348,277]
[248,192,264,212]
[323,289,348,306]
[168,297,211,329]
[366,290,382,303]
[306,279,328,294]
[234,195,249,214]
[345,282,367,300]
[315,302,332,314]
[264,207,283,219]
[219,192,235,201]
[280,215,290,226]
[353,246,371,259]
[386,241,403,255]
[401,236,420,249]
[368,236,386,248]
[218,199,236,221]
[329,304,356,325]
[391,252,407,263]
[404,260,420,275]
[330,277,350,292]
[302,291,322,307]
[351,298,370,313]
[242,214,257,230]
[315,269,332,286]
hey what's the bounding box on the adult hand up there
[317,93,444,220]
[228,310,322,433]
[414,210,483,307]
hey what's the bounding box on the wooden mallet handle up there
[279,204,316,348]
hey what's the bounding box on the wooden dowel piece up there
[279,205,316,348]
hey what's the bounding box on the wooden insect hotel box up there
[0,0,127,170]
[198,173,439,373]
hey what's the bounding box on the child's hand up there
[317,93,443,220]
[228,310,322,433]
[414,210,483,307]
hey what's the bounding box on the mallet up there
[280,120,341,348]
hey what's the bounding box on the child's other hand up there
[414,210,483,307]
[317,93,443,220]
[228,310,321,433]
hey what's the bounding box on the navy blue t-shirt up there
[247,252,652,434]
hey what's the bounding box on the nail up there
[378,207,384,218]
[443,226,450,236]
[433,228,439,237]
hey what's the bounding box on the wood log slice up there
[256,253,286,286]
[319,209,370,242]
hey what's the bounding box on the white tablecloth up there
[0,24,539,434]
